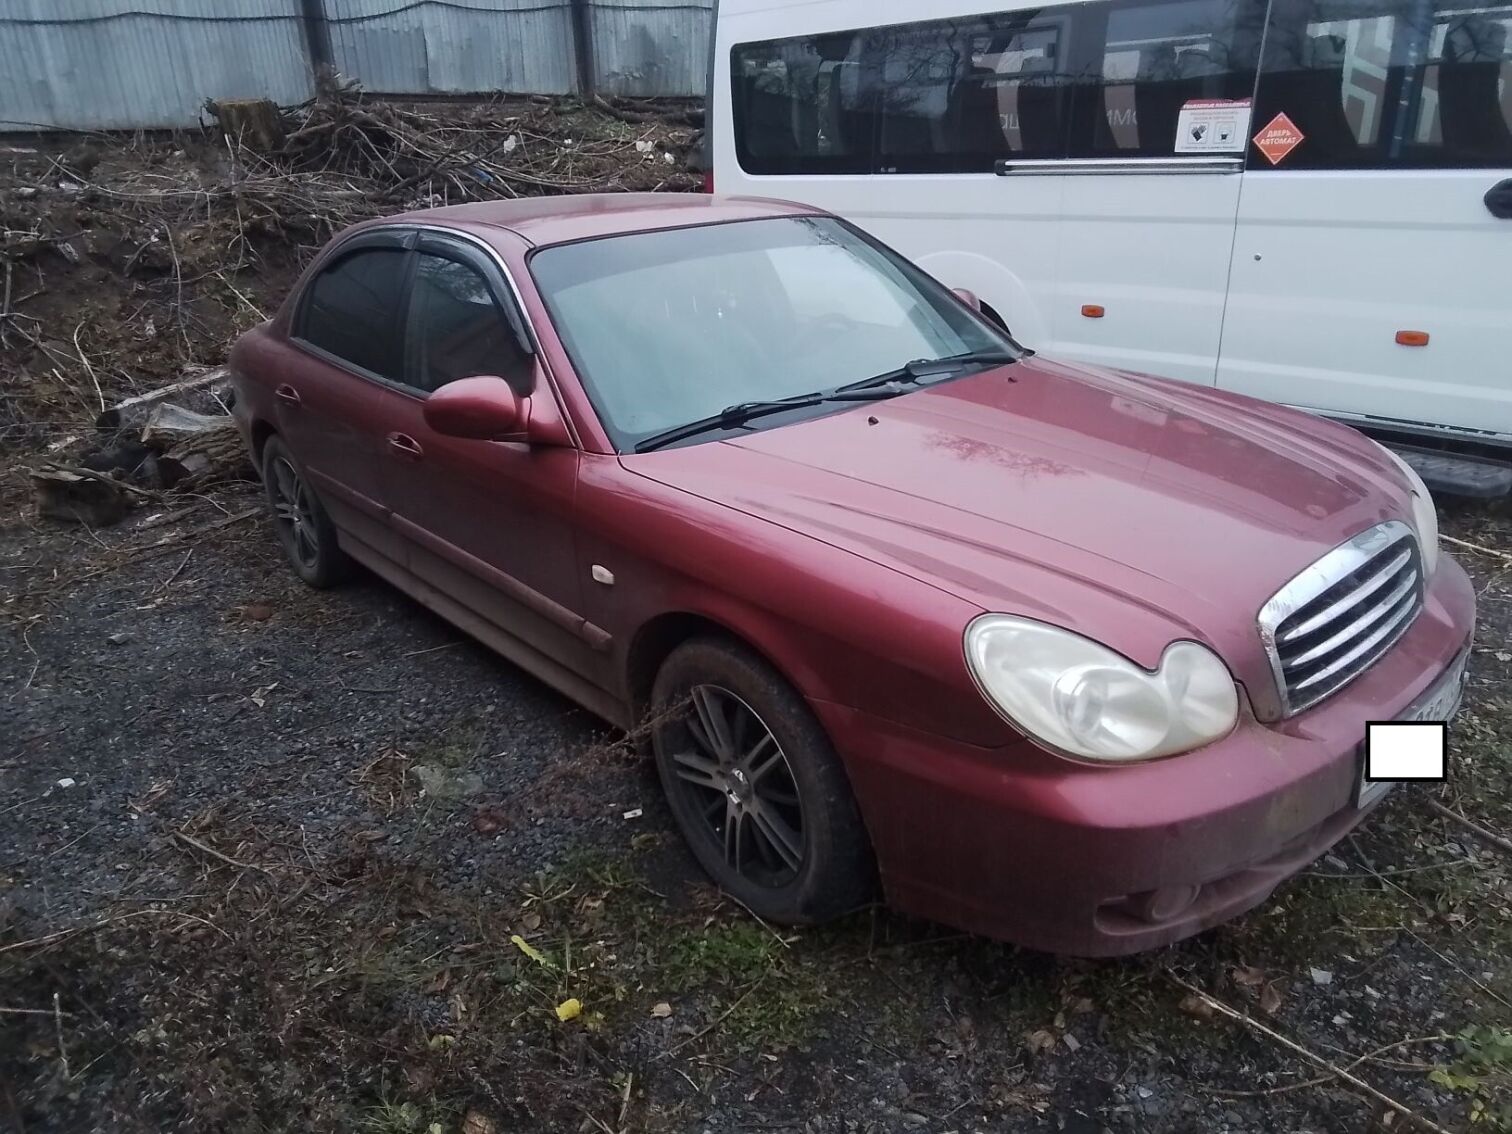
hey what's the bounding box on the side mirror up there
[951,287,983,312]
[424,376,531,442]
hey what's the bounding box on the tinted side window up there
[731,32,876,174]
[298,248,407,380]
[406,254,530,395]
[875,15,1073,170]
[1257,0,1512,167]
[1081,0,1265,156]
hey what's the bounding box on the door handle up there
[275,384,302,407]
[1486,179,1512,219]
[387,433,424,460]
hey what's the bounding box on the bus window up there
[874,16,1072,171]
[1256,0,1512,167]
[1084,0,1265,156]
[731,32,874,175]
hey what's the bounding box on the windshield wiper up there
[837,348,1019,394]
[632,349,1019,454]
[634,395,826,453]
[632,384,913,453]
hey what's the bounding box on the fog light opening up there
[1132,884,1202,923]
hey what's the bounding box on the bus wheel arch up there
[911,249,1047,350]
[979,301,1010,335]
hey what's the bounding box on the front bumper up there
[818,555,1475,956]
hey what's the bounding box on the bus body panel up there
[1220,168,1512,435]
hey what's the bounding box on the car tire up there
[261,435,353,589]
[651,636,876,924]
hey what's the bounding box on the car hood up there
[620,356,1408,701]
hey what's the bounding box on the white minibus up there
[704,0,1512,479]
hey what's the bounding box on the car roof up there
[383,193,827,247]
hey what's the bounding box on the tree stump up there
[206,98,285,152]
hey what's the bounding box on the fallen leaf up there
[650,1001,673,1018]
[472,807,506,835]
[1178,993,1215,1022]
[555,997,582,1022]
[522,911,542,931]
[1232,965,1265,988]
[250,682,278,708]
[1309,968,1334,986]
[511,934,550,967]
[1260,982,1284,1016]
[461,1111,497,1134]
[1023,1028,1057,1054]
[1062,1032,1082,1052]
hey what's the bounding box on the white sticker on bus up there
[1174,98,1253,154]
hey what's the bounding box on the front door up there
[378,236,606,692]
[1217,0,1512,435]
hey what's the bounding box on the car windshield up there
[529,216,1017,451]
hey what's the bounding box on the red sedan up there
[230,194,1474,956]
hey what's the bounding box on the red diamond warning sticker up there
[1253,113,1304,165]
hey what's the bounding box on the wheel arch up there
[249,419,278,470]
[624,610,794,723]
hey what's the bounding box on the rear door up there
[285,231,415,565]
[1046,0,1267,385]
[1217,0,1512,435]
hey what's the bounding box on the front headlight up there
[1375,443,1439,576]
[964,615,1239,763]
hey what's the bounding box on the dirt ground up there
[2,103,1510,1134]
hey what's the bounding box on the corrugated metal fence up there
[0,0,712,133]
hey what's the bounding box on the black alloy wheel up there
[651,637,875,924]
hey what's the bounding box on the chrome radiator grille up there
[1259,521,1424,715]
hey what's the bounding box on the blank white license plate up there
[1356,650,1468,808]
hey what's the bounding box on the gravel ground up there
[2,478,1510,1134]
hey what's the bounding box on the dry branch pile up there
[0,88,702,471]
